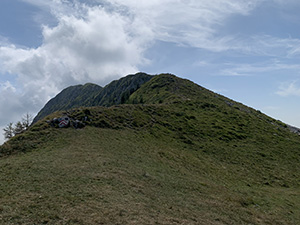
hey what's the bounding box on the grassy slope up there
[1,74,300,224]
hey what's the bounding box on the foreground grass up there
[0,124,299,224]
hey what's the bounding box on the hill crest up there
[1,73,300,224]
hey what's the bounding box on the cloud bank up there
[0,2,149,102]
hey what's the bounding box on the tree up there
[13,121,25,135]
[22,113,33,129]
[3,122,14,140]
[2,113,33,140]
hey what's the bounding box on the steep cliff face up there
[33,72,153,123]
[33,83,103,123]
[91,72,153,106]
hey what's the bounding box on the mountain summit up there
[1,73,300,224]
[33,72,153,123]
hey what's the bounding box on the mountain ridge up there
[32,82,103,123]
[33,72,153,123]
[1,73,299,224]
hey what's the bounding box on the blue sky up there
[1,0,300,143]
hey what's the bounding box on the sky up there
[1,0,300,144]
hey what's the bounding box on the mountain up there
[1,73,300,224]
[90,72,153,106]
[32,83,102,123]
[32,72,153,123]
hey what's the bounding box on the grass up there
[0,105,300,224]
[1,74,300,224]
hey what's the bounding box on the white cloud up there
[2,3,149,83]
[108,0,262,51]
[254,35,300,57]
[0,82,29,125]
[103,0,300,55]
[277,81,300,97]
[219,59,300,76]
[0,1,151,117]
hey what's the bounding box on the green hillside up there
[33,72,153,123]
[1,74,300,224]
[91,72,153,106]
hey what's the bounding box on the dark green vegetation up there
[32,83,102,124]
[1,74,300,224]
[33,72,153,123]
